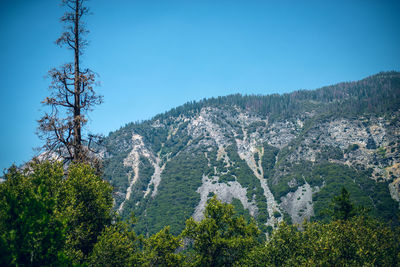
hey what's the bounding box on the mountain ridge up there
[102,71,400,235]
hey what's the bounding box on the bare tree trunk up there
[74,0,82,161]
[38,0,103,165]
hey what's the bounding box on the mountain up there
[102,71,400,235]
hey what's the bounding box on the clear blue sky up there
[0,0,399,171]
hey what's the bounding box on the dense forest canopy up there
[146,71,400,124]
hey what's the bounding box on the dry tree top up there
[38,0,103,164]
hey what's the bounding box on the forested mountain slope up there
[102,71,400,235]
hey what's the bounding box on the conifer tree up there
[38,0,102,163]
[331,187,355,220]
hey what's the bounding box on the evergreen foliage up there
[149,71,400,122]
[57,163,114,263]
[88,217,142,266]
[101,72,400,236]
[182,196,260,267]
[0,162,114,266]
[330,187,356,221]
[134,151,208,236]
[1,169,399,266]
[0,163,67,266]
[240,216,400,266]
[142,226,183,266]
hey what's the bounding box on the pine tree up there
[331,187,355,221]
[38,0,102,163]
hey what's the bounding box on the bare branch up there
[38,0,103,166]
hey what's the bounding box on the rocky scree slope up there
[102,72,400,235]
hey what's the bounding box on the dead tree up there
[38,0,102,163]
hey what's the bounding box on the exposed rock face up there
[145,157,166,198]
[119,134,151,212]
[236,134,283,227]
[280,183,315,225]
[102,72,400,235]
[287,118,390,174]
[119,133,167,212]
[193,175,258,221]
[109,107,400,233]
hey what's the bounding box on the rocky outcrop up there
[115,106,400,228]
[280,183,316,225]
[103,73,400,235]
[193,175,258,221]
[119,133,166,212]
[235,130,283,227]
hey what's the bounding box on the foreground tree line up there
[0,162,399,266]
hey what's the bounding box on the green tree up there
[0,162,115,266]
[182,196,259,267]
[331,187,356,220]
[306,217,400,266]
[88,217,142,267]
[241,217,400,266]
[238,222,305,266]
[0,162,69,266]
[240,189,400,266]
[142,226,182,267]
[57,163,114,263]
